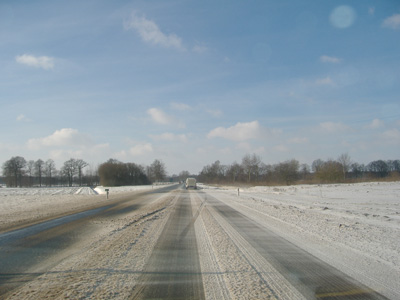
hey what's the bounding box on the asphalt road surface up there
[129,190,204,300]
[0,185,390,299]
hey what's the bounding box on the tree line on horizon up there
[1,156,167,188]
[197,153,400,185]
[2,154,399,188]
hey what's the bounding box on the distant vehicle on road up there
[185,178,197,189]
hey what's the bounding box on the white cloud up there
[129,143,153,156]
[147,108,184,128]
[315,76,335,86]
[114,150,128,161]
[206,109,223,118]
[49,149,82,161]
[320,55,342,63]
[27,128,92,150]
[170,102,191,111]
[150,132,188,142]
[207,120,268,142]
[16,54,54,70]
[124,12,185,50]
[382,14,400,29]
[319,122,349,133]
[147,108,171,125]
[367,118,384,129]
[192,44,208,54]
[383,128,400,141]
[16,114,31,122]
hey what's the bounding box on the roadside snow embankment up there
[94,184,166,195]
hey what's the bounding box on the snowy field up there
[0,183,170,196]
[0,184,168,232]
[200,181,400,298]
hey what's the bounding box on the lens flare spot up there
[330,5,356,29]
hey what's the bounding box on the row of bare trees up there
[1,156,169,188]
[198,153,400,185]
[1,156,94,187]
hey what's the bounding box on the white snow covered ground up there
[200,181,400,299]
[0,185,167,231]
[0,181,399,298]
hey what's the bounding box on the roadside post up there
[105,188,109,199]
[237,188,240,196]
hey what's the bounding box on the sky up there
[1,0,399,175]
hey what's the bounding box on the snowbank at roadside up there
[94,184,165,195]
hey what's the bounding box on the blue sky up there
[1,0,399,175]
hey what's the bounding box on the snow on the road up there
[1,181,399,299]
[200,181,400,299]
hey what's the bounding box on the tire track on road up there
[191,193,231,300]
[129,190,205,300]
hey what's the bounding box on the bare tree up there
[387,160,400,173]
[148,159,167,183]
[61,158,77,187]
[44,159,56,186]
[75,159,88,186]
[34,159,44,187]
[198,160,227,183]
[2,156,26,187]
[259,163,274,183]
[226,162,243,182]
[367,160,389,178]
[27,160,35,186]
[311,159,324,173]
[350,163,365,179]
[393,160,400,173]
[274,159,300,185]
[315,160,343,183]
[299,163,311,180]
[242,154,262,182]
[337,153,352,180]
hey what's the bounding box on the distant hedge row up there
[197,154,400,185]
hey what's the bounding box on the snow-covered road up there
[0,182,399,299]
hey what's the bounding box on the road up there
[130,190,204,300]
[0,185,390,299]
